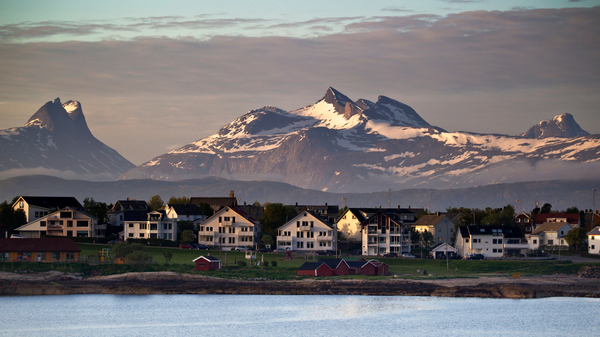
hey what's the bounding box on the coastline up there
[1,271,599,298]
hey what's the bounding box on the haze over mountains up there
[120,88,600,193]
[0,98,135,181]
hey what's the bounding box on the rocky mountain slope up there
[0,98,136,180]
[520,113,590,138]
[120,88,600,192]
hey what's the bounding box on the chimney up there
[325,203,328,206]
[436,211,439,216]
[295,202,298,206]
[397,205,400,209]
[230,191,234,198]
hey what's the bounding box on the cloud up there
[0,7,599,165]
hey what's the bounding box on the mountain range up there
[0,98,135,180]
[120,87,600,193]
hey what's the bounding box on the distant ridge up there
[1,175,598,212]
[520,113,590,138]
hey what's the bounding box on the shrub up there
[237,261,247,266]
[263,261,269,267]
[127,251,153,264]
[270,261,277,267]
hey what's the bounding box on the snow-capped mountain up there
[520,113,590,138]
[120,88,600,192]
[0,98,136,180]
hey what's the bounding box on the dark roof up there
[193,255,221,262]
[534,213,579,225]
[123,210,150,221]
[168,204,204,216]
[298,262,330,271]
[0,238,81,252]
[317,258,348,269]
[112,200,149,212]
[346,260,368,268]
[15,196,82,210]
[464,226,524,238]
[458,226,470,238]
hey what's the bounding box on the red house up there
[193,255,221,271]
[317,258,350,276]
[298,262,334,277]
[347,259,388,276]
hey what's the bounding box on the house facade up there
[529,222,573,249]
[12,196,83,223]
[165,204,206,223]
[276,211,337,253]
[15,207,99,238]
[123,210,178,241]
[297,262,334,277]
[588,226,600,255]
[193,255,221,271]
[338,207,418,244]
[412,213,454,244]
[0,238,81,262]
[198,206,261,250]
[456,226,528,258]
[107,199,149,227]
[514,212,534,234]
[360,210,413,256]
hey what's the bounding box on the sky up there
[1,0,599,165]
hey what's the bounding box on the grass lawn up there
[3,243,593,280]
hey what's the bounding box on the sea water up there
[1,295,598,337]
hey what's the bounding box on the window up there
[465,238,469,243]
[60,212,72,219]
[139,223,147,230]
[52,252,60,259]
[548,240,554,245]
[150,223,157,230]
[140,233,145,238]
[533,239,537,244]
[493,249,497,253]
[438,237,441,242]
[129,233,133,238]
[76,221,87,227]
[67,221,73,227]
[66,230,73,237]
[77,231,88,237]
[129,223,133,227]
[592,245,595,249]
[40,221,46,227]
[164,224,168,230]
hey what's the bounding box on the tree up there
[565,207,579,214]
[83,197,109,223]
[178,221,195,238]
[252,201,261,207]
[181,229,195,244]
[197,202,214,217]
[127,250,153,264]
[541,203,552,214]
[565,227,586,250]
[410,228,421,246]
[163,251,173,264]
[0,200,26,235]
[168,196,190,205]
[148,194,164,210]
[261,233,274,247]
[338,206,348,218]
[260,203,297,239]
[420,230,434,249]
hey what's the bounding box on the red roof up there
[0,238,81,252]
[535,213,579,225]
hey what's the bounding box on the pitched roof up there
[190,197,237,209]
[298,262,331,271]
[111,200,149,212]
[193,255,221,262]
[531,222,573,235]
[534,213,579,225]
[317,258,348,269]
[414,214,446,226]
[123,210,150,221]
[14,196,82,210]
[588,226,600,235]
[0,238,81,252]
[168,204,204,216]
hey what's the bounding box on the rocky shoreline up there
[1,270,599,298]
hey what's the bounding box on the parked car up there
[179,243,193,249]
[468,254,485,260]
[402,253,416,259]
[10,234,26,238]
[108,238,123,245]
[257,247,272,253]
[197,244,210,250]
[383,253,398,258]
[316,250,333,256]
[273,248,288,254]
[234,246,249,252]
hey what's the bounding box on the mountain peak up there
[319,87,363,119]
[520,113,589,138]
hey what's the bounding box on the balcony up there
[503,243,529,249]
[316,236,330,241]
[220,220,234,226]
[367,240,378,245]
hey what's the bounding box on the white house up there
[197,206,261,250]
[338,207,418,243]
[107,199,149,227]
[276,211,337,252]
[412,213,455,244]
[123,210,178,241]
[456,226,528,258]
[360,210,412,256]
[16,207,99,238]
[588,226,600,255]
[529,222,573,249]
[12,196,83,223]
[165,204,207,223]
